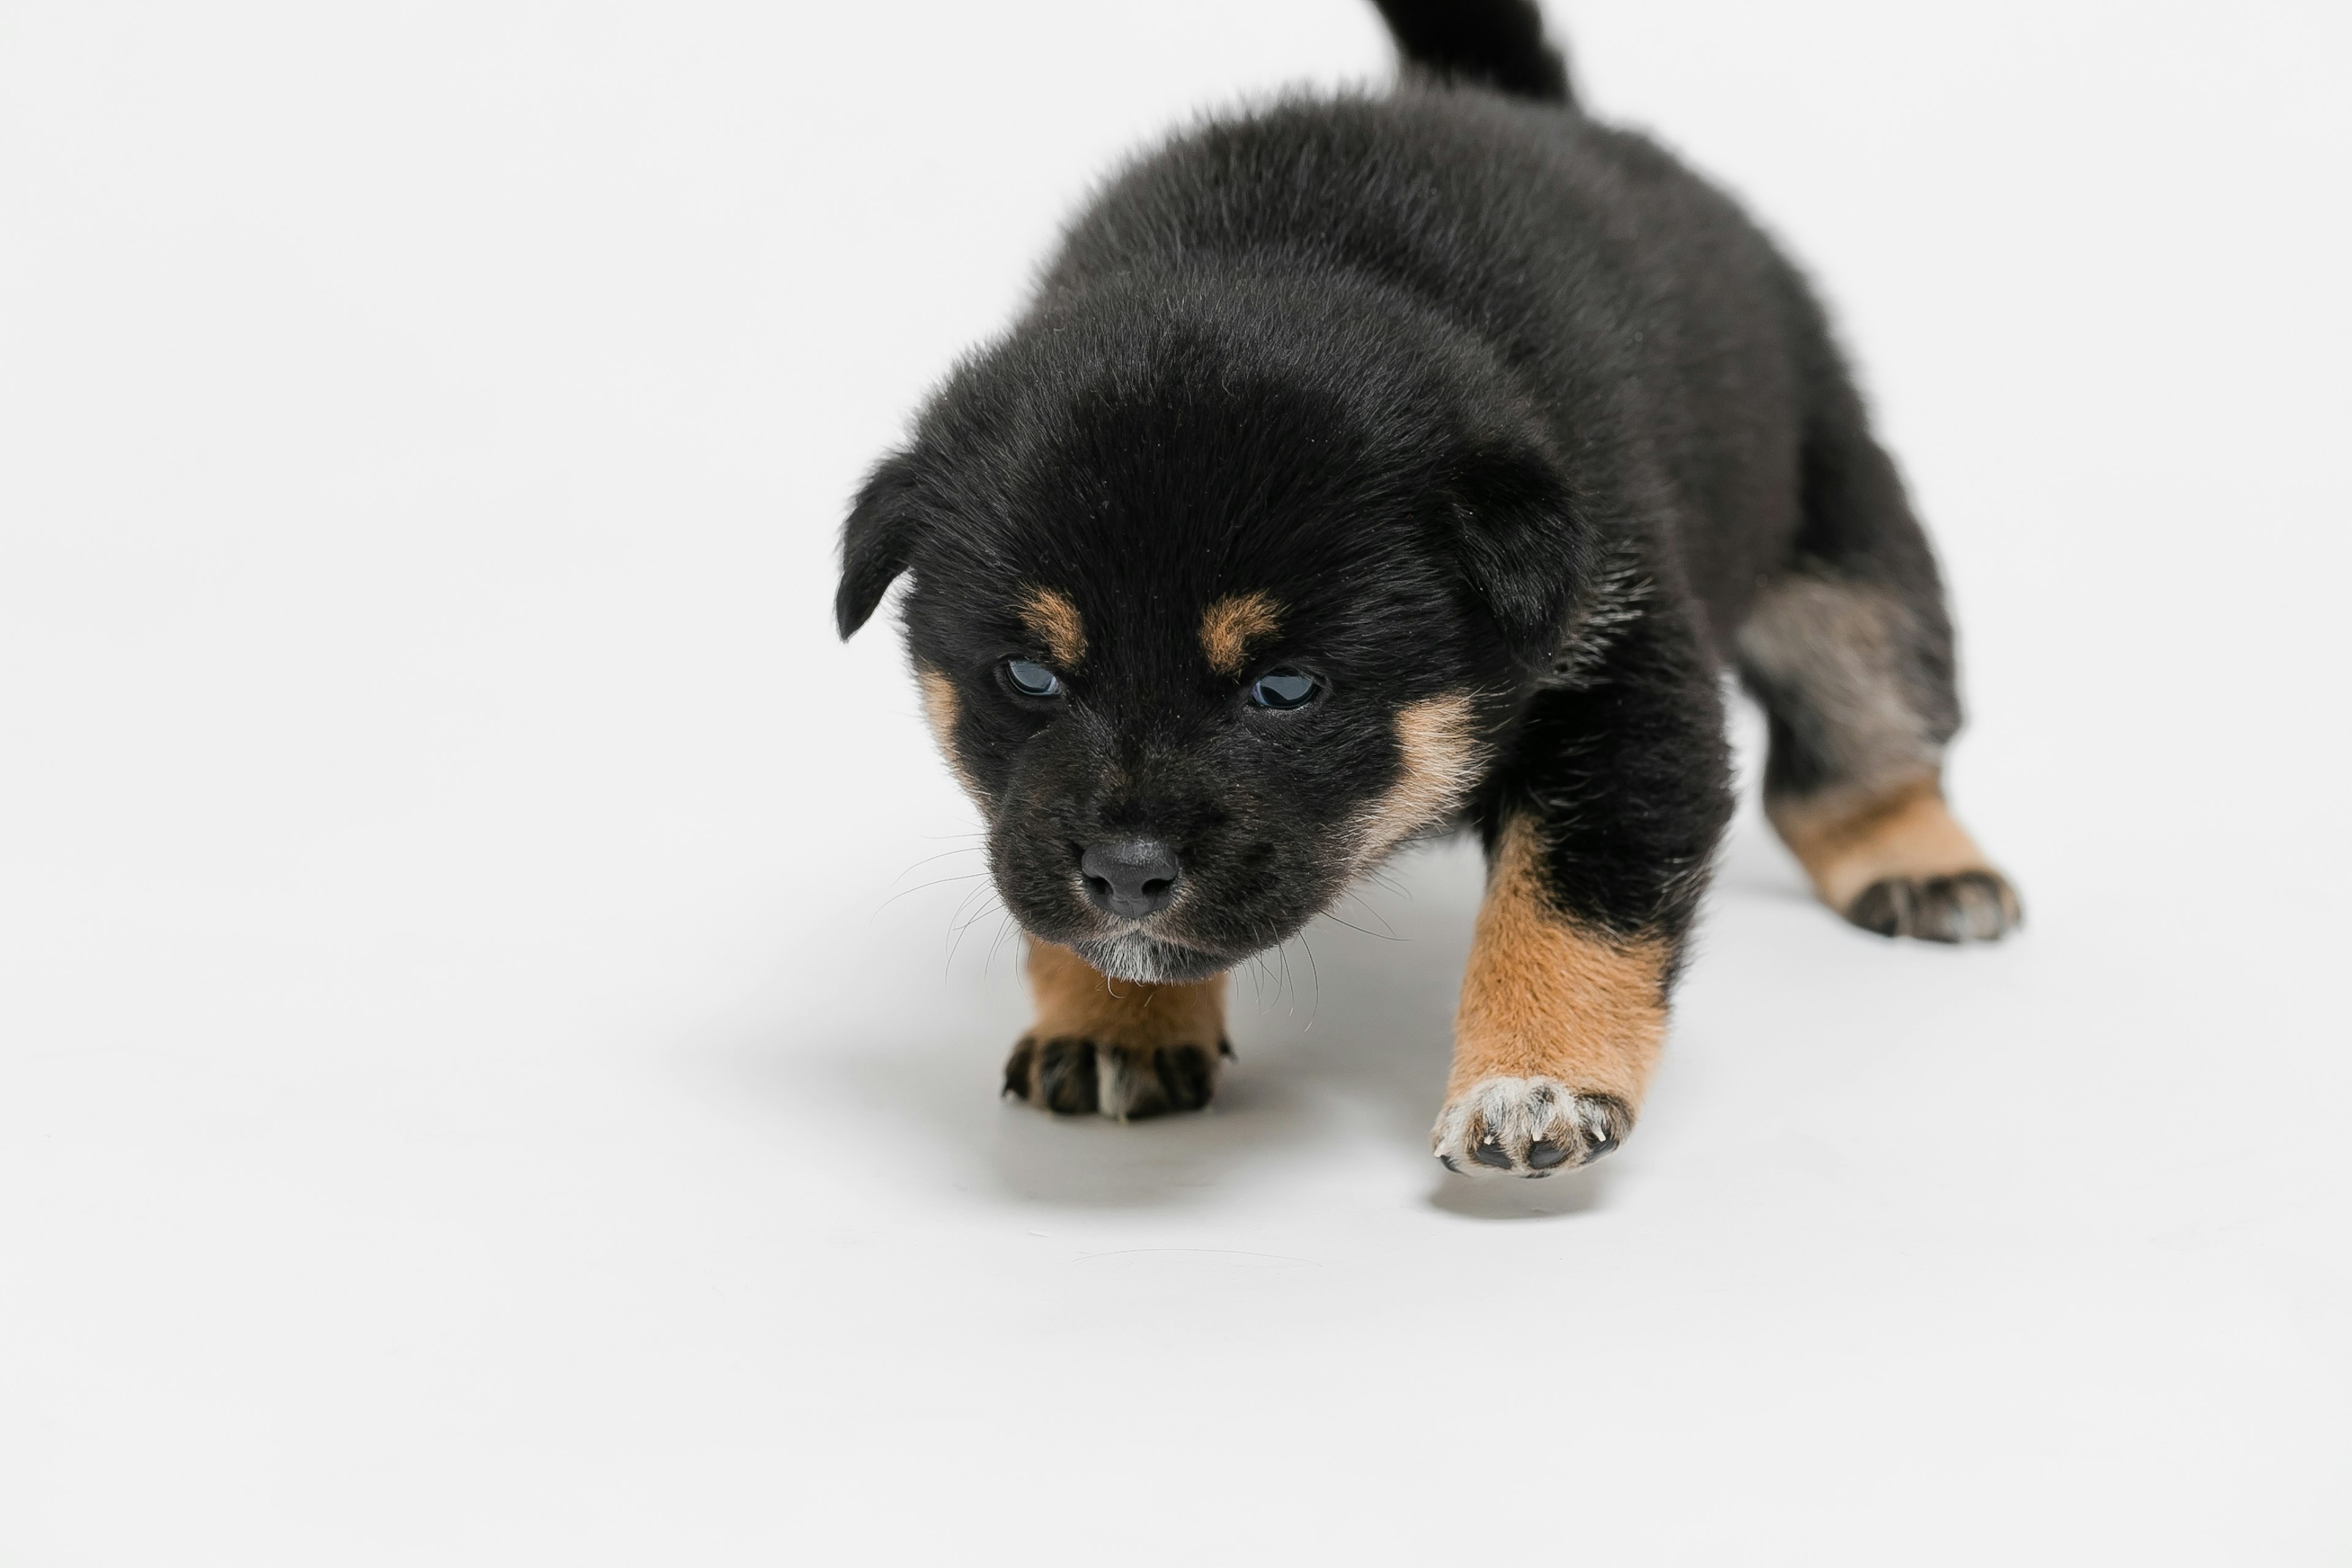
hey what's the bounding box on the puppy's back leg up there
[1737,342,2021,941]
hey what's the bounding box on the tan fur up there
[914,665,984,799]
[1025,935,1226,1049]
[1019,587,1087,668]
[1446,816,1667,1108]
[1197,592,1283,674]
[1770,772,1999,914]
[1351,693,1484,864]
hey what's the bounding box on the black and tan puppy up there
[836,0,2021,1176]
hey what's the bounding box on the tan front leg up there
[1433,818,1668,1177]
[1003,937,1229,1120]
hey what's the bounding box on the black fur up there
[1003,1036,1221,1119]
[839,6,1970,988]
[1370,0,1571,104]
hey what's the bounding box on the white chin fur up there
[1085,931,1188,985]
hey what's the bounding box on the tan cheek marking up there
[915,666,985,801]
[1197,592,1283,675]
[1019,587,1087,668]
[1769,773,1997,914]
[1352,693,1485,862]
[1024,935,1226,1049]
[1448,817,1668,1106]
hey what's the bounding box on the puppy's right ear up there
[1447,435,1594,662]
[835,452,922,639]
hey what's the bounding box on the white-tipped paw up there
[1431,1076,1631,1179]
[1003,1035,1226,1120]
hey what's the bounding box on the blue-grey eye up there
[1248,668,1321,709]
[1004,658,1062,698]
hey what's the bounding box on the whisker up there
[890,845,987,886]
[950,889,1003,932]
[1328,887,1401,941]
[946,875,997,927]
[869,871,993,921]
[945,891,1006,976]
[1317,912,1401,942]
[1299,933,1321,1031]
[985,910,1022,976]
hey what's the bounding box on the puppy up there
[835,0,2021,1175]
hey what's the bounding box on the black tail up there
[1370,0,1572,105]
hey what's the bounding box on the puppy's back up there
[1041,88,1814,639]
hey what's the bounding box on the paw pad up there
[1003,1035,1223,1120]
[1432,1077,1630,1178]
[1848,869,2021,943]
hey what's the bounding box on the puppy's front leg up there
[1434,817,1669,1174]
[1434,609,1732,1177]
[1004,937,1229,1120]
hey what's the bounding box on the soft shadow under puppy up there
[978,1060,1330,1208]
[1428,1161,1614,1219]
[799,839,1630,1213]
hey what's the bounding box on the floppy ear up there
[835,451,923,639]
[1448,438,1596,660]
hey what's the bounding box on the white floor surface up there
[3,2,2348,1562]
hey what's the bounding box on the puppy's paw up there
[1431,1076,1630,1178]
[1002,1035,1227,1120]
[1847,869,2021,943]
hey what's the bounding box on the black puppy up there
[836,0,2020,1176]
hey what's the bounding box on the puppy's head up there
[837,274,1594,982]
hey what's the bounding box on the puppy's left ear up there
[1449,438,1595,661]
[835,451,923,639]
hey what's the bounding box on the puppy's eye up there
[1248,668,1321,710]
[1003,658,1063,698]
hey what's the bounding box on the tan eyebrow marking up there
[1198,592,1283,675]
[1018,587,1087,668]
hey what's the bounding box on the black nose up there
[1079,839,1182,919]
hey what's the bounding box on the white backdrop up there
[2,1,2347,1561]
